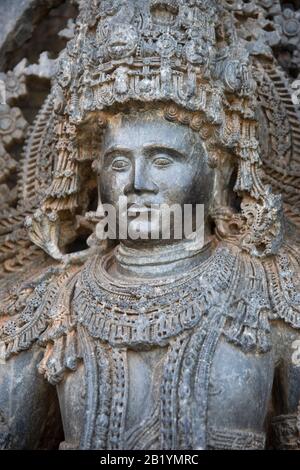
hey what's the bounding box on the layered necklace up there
[73,243,240,347]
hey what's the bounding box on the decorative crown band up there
[54,0,255,123]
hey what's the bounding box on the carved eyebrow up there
[142,143,186,159]
[102,144,186,160]
[103,146,132,158]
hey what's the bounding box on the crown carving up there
[54,0,254,123]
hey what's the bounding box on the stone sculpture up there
[0,0,299,450]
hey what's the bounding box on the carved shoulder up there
[0,264,81,383]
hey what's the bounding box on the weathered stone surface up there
[0,0,64,70]
[0,0,299,450]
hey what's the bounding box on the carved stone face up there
[106,24,138,60]
[99,110,214,243]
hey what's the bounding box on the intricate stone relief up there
[0,0,299,451]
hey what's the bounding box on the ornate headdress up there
[27,0,284,259]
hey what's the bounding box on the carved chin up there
[127,218,159,240]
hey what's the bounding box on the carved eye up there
[152,155,173,168]
[111,157,131,171]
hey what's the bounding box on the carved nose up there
[125,159,158,195]
[133,162,148,192]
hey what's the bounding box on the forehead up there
[102,112,200,153]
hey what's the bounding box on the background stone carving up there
[0,0,79,279]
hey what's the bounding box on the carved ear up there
[209,130,284,258]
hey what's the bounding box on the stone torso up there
[1,241,300,449]
[46,242,287,450]
[57,338,273,450]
